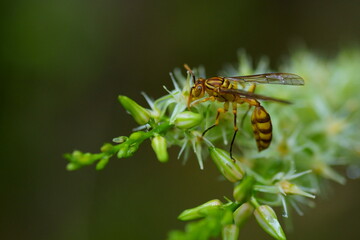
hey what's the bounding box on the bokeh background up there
[1,0,360,239]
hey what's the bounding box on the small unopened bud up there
[222,224,239,240]
[254,205,286,240]
[233,176,254,202]
[65,150,96,170]
[209,147,244,182]
[128,144,139,156]
[233,202,254,228]
[117,142,140,159]
[96,157,109,170]
[151,135,169,163]
[129,131,146,141]
[112,136,128,143]
[174,111,202,129]
[100,143,113,152]
[75,151,92,165]
[221,210,234,225]
[178,199,222,221]
[66,162,81,171]
[117,144,129,158]
[118,95,151,125]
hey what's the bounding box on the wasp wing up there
[220,88,291,104]
[225,73,304,85]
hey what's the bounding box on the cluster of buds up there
[177,197,286,240]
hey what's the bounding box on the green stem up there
[114,121,173,158]
[250,196,260,208]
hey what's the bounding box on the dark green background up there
[1,0,360,239]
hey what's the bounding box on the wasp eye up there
[192,85,202,97]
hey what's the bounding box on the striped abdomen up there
[251,106,272,151]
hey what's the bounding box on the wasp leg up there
[239,83,255,128]
[202,102,229,137]
[231,105,253,160]
[229,102,238,161]
[190,96,216,108]
[247,83,256,93]
[240,105,252,129]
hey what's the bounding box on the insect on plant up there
[185,64,305,159]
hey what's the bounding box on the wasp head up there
[187,78,205,109]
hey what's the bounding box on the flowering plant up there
[65,49,360,240]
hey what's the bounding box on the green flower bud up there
[221,209,234,226]
[112,136,128,143]
[233,176,254,202]
[66,162,81,171]
[96,157,109,170]
[128,144,139,156]
[129,131,146,141]
[66,150,80,161]
[209,147,244,182]
[222,224,239,240]
[178,199,222,221]
[233,202,254,228]
[174,111,202,129]
[64,151,97,170]
[118,95,151,125]
[254,205,286,240]
[75,151,93,165]
[117,144,129,158]
[151,135,169,163]
[100,143,113,152]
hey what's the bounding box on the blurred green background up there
[1,0,360,239]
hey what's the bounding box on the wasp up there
[184,64,304,159]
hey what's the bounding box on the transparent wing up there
[225,73,305,85]
[219,88,292,104]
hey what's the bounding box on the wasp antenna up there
[279,99,292,104]
[183,63,191,71]
[184,63,196,84]
[187,87,193,109]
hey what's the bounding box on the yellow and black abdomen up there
[251,106,272,151]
